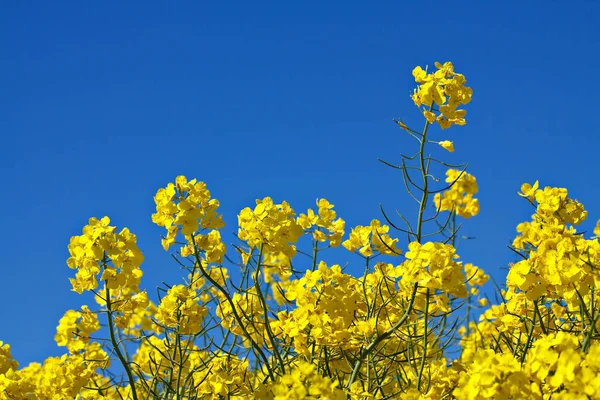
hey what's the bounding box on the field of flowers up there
[2,61,598,399]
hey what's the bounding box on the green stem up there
[311,239,319,272]
[189,235,276,382]
[416,288,430,390]
[105,284,138,400]
[254,243,286,374]
[520,308,537,364]
[415,105,433,243]
[582,304,600,353]
[345,282,419,389]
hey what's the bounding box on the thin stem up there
[416,288,430,390]
[189,235,276,382]
[104,283,138,399]
[345,282,419,389]
[254,243,286,373]
[416,104,433,242]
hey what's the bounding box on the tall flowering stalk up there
[344,61,478,393]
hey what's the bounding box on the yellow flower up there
[411,61,472,128]
[594,219,600,237]
[400,241,468,297]
[518,180,539,200]
[66,217,144,295]
[298,198,346,248]
[342,219,400,256]
[434,169,480,218]
[0,342,18,375]
[156,285,207,334]
[271,361,346,399]
[423,110,437,123]
[238,197,303,259]
[438,140,454,152]
[152,176,225,254]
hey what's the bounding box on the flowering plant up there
[2,61,599,400]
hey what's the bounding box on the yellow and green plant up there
[3,61,600,399]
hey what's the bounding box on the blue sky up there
[1,1,599,365]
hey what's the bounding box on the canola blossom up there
[2,61,600,399]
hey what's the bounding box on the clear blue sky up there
[1,1,599,365]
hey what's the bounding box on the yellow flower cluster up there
[0,347,111,399]
[0,343,17,376]
[66,216,144,294]
[273,262,365,353]
[238,196,304,259]
[196,352,259,398]
[269,361,346,399]
[527,332,600,397]
[54,306,100,353]
[454,349,536,399]
[465,262,489,296]
[508,182,594,304]
[7,172,486,399]
[298,198,345,247]
[111,291,156,335]
[434,169,480,218]
[237,196,307,283]
[454,179,600,398]
[155,284,208,334]
[342,219,400,257]
[152,175,225,260]
[456,331,600,399]
[411,61,472,129]
[216,286,274,347]
[133,336,261,398]
[400,241,468,298]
